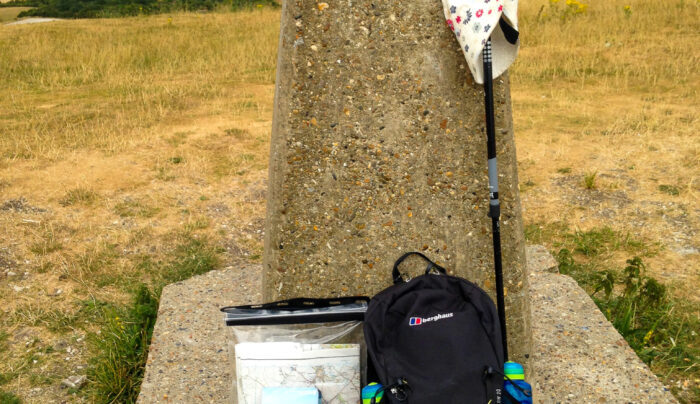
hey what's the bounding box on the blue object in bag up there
[503,362,533,404]
[261,387,322,404]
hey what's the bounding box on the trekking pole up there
[482,38,508,361]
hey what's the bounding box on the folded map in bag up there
[235,342,360,404]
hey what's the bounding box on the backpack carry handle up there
[392,252,446,284]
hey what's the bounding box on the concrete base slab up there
[139,247,677,403]
[526,247,677,404]
[527,246,678,404]
[138,265,261,403]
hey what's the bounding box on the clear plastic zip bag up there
[221,297,369,404]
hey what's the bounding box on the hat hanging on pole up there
[441,0,520,84]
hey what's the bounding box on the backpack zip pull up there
[391,377,411,401]
[371,377,412,403]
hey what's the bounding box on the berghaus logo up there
[409,313,454,326]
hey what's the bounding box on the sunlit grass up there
[0,9,279,159]
[513,0,699,92]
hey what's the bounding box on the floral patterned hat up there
[442,0,519,84]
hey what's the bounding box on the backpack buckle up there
[425,262,443,276]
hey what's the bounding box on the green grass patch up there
[0,331,9,354]
[114,200,160,219]
[86,234,220,403]
[658,184,680,196]
[60,188,98,207]
[29,233,63,255]
[572,226,618,256]
[0,390,22,404]
[160,237,220,284]
[6,303,99,333]
[28,373,56,387]
[524,223,656,258]
[74,244,117,276]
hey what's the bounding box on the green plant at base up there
[87,285,158,404]
[595,258,666,338]
[87,235,219,403]
[532,225,697,401]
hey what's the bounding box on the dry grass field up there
[0,10,278,403]
[0,1,697,403]
[0,7,31,22]
[514,0,699,294]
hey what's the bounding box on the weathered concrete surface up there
[264,0,530,363]
[526,246,678,404]
[137,266,262,403]
[139,247,677,403]
[526,244,559,274]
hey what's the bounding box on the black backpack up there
[364,252,505,403]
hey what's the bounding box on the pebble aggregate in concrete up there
[526,245,559,274]
[138,265,261,403]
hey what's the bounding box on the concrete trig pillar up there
[263,0,531,363]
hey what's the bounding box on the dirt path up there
[5,17,61,25]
